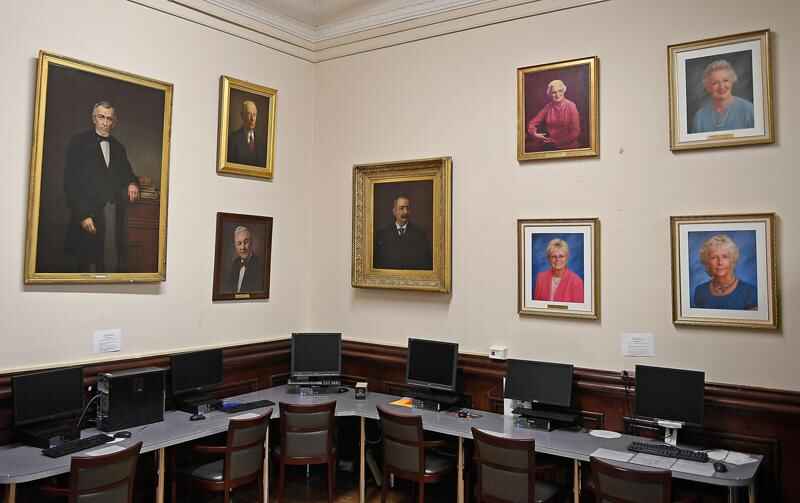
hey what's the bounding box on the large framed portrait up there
[517,218,600,319]
[352,157,452,292]
[517,56,599,161]
[212,212,273,301]
[24,51,173,284]
[668,29,774,151]
[670,213,777,329]
[217,75,277,179]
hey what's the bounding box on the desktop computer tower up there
[97,367,165,431]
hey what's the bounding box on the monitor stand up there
[17,419,80,449]
[657,419,683,446]
[405,387,461,411]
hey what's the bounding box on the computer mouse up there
[713,461,728,473]
[114,431,132,439]
[190,413,206,421]
[457,409,469,418]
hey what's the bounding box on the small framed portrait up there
[24,51,173,284]
[352,157,452,292]
[517,56,599,161]
[668,29,774,151]
[517,218,600,319]
[217,75,277,179]
[212,212,273,301]
[670,213,777,329]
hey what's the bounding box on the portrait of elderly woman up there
[527,80,580,150]
[533,238,584,303]
[691,59,754,133]
[517,57,598,160]
[691,234,757,310]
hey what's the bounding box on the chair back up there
[590,456,671,503]
[69,441,142,503]
[224,410,272,486]
[279,401,336,462]
[472,427,535,503]
[377,405,426,478]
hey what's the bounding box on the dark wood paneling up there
[1,339,797,501]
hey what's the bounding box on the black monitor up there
[171,348,224,395]
[290,333,342,377]
[406,338,459,392]
[635,365,705,426]
[12,367,85,427]
[504,359,574,408]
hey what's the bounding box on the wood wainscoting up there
[0,338,798,501]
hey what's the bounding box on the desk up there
[0,385,761,503]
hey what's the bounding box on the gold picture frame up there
[217,75,277,179]
[212,212,273,301]
[668,29,774,151]
[670,213,778,329]
[24,51,173,284]
[352,157,452,292]
[517,56,599,161]
[517,218,600,319]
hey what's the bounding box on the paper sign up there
[93,329,122,353]
[621,333,655,357]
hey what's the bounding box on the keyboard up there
[42,434,114,458]
[220,399,275,414]
[628,441,709,462]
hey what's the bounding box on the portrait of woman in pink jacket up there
[533,238,584,303]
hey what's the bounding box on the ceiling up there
[165,0,605,60]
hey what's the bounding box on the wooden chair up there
[40,441,142,502]
[590,456,699,503]
[276,401,337,503]
[180,411,271,503]
[471,428,558,503]
[377,405,454,503]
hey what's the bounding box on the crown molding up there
[131,0,608,62]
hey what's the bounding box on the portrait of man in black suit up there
[227,99,266,167]
[64,101,140,273]
[224,225,265,294]
[373,193,433,270]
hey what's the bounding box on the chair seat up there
[180,459,225,482]
[424,452,454,476]
[535,480,559,503]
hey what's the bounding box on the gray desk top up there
[0,385,760,488]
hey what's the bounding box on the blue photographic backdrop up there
[531,233,585,286]
[688,230,758,297]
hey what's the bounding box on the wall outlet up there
[489,345,507,360]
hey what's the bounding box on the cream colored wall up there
[0,0,315,371]
[311,0,800,390]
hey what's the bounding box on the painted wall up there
[0,0,315,371]
[311,0,800,390]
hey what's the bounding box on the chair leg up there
[278,460,286,503]
[381,469,389,503]
[418,481,424,503]
[327,460,334,503]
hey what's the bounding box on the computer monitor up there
[635,364,705,426]
[171,348,224,395]
[12,367,85,427]
[504,359,574,408]
[405,338,459,392]
[290,333,342,377]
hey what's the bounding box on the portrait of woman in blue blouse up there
[692,234,757,310]
[692,59,754,133]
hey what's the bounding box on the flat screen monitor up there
[635,365,705,426]
[12,367,85,427]
[290,333,342,377]
[504,359,574,408]
[405,338,459,392]
[171,348,224,395]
